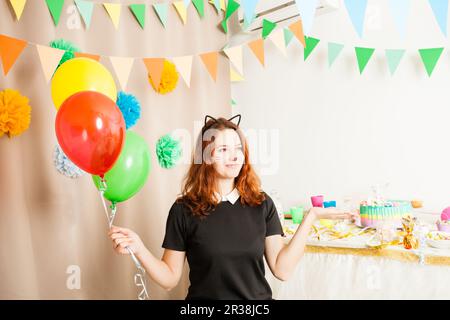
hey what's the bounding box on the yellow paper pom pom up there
[149,60,179,94]
[0,89,31,138]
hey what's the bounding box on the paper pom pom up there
[156,134,182,169]
[116,91,141,129]
[49,39,80,69]
[53,144,85,178]
[0,89,31,138]
[149,60,179,94]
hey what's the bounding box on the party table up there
[270,212,450,299]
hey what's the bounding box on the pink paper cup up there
[311,195,324,207]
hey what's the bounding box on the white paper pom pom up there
[53,144,85,179]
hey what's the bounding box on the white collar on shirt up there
[214,188,240,204]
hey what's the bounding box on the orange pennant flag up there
[200,51,218,81]
[0,34,27,75]
[288,20,306,47]
[74,52,100,61]
[248,39,265,66]
[143,57,165,88]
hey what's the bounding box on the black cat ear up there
[227,114,241,127]
[204,115,218,126]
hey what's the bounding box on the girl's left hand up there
[308,207,357,221]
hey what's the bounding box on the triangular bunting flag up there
[428,0,448,36]
[173,1,188,25]
[172,55,193,88]
[248,39,265,66]
[153,3,169,28]
[143,58,165,88]
[304,36,320,60]
[388,0,410,39]
[200,52,219,81]
[355,47,375,74]
[385,49,405,75]
[74,52,100,61]
[294,0,319,35]
[192,0,205,18]
[9,0,27,21]
[223,46,243,75]
[242,0,259,25]
[344,0,368,38]
[184,0,191,7]
[103,3,121,29]
[75,0,94,29]
[36,45,65,82]
[0,34,27,75]
[418,47,444,76]
[231,99,237,106]
[269,29,287,56]
[288,20,306,47]
[209,0,222,12]
[284,28,294,47]
[230,66,244,82]
[110,56,134,90]
[45,0,64,26]
[328,42,344,67]
[262,19,277,39]
[129,4,146,29]
[221,0,240,33]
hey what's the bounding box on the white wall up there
[232,0,450,213]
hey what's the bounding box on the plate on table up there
[426,231,450,249]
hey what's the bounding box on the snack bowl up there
[426,231,450,249]
[436,220,450,233]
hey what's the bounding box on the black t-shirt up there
[162,192,284,300]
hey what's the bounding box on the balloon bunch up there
[52,57,150,300]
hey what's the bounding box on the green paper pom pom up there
[49,39,80,69]
[156,134,182,169]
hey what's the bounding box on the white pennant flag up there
[172,55,193,88]
[36,45,65,82]
[109,56,134,90]
[269,29,287,56]
[223,45,243,76]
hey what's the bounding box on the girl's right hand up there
[108,225,145,256]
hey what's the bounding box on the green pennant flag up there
[231,99,237,106]
[385,49,405,75]
[262,19,277,39]
[355,47,375,74]
[74,0,94,29]
[418,47,444,77]
[45,0,64,26]
[304,37,320,61]
[153,3,168,28]
[192,0,205,18]
[221,0,240,33]
[130,4,146,29]
[284,28,294,47]
[328,42,344,67]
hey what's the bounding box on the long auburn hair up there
[177,116,265,217]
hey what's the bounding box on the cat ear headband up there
[202,114,242,136]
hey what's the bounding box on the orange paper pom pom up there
[149,60,179,94]
[0,89,31,138]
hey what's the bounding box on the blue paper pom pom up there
[53,144,85,179]
[116,91,141,129]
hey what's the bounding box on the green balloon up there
[93,131,151,202]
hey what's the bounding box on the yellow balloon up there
[51,57,117,109]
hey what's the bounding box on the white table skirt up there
[270,251,450,299]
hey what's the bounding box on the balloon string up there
[99,178,150,300]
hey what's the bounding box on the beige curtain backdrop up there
[0,0,231,299]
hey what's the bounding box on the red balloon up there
[55,91,125,178]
